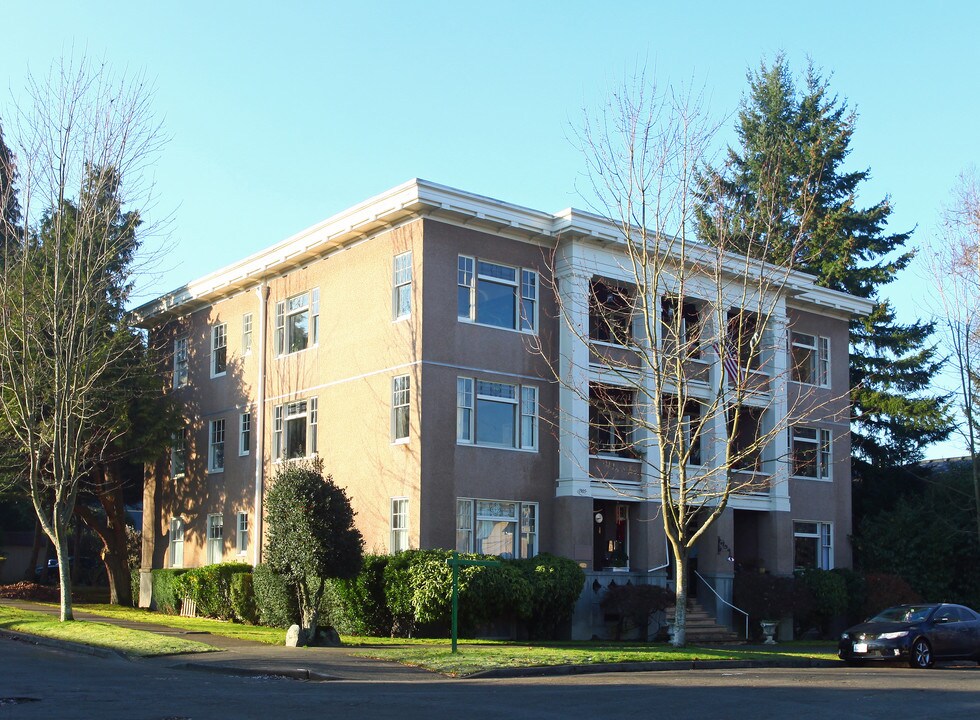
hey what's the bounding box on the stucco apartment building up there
[136,179,872,636]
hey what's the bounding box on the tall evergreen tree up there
[697,56,951,471]
[0,121,22,255]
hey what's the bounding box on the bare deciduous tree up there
[542,75,845,645]
[931,169,980,546]
[0,57,163,620]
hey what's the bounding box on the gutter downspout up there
[252,282,269,566]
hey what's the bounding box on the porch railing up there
[694,570,748,639]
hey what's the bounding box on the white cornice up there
[133,179,875,323]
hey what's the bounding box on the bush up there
[174,562,252,620]
[734,571,802,623]
[831,568,867,625]
[514,553,586,640]
[796,568,848,638]
[252,563,298,628]
[230,572,259,624]
[600,583,673,640]
[863,572,921,617]
[150,569,188,614]
[333,554,392,636]
[383,549,445,636]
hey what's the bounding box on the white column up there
[555,268,592,498]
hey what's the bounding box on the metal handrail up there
[694,570,749,640]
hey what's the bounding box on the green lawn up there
[351,641,838,676]
[59,603,837,677]
[0,605,217,658]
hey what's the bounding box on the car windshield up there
[870,606,935,623]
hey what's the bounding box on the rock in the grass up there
[285,624,303,647]
[315,626,341,647]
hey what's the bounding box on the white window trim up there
[275,289,320,356]
[239,412,251,456]
[236,511,249,555]
[392,375,410,443]
[457,255,539,334]
[242,313,253,356]
[273,397,318,461]
[791,426,833,481]
[206,514,224,565]
[793,520,833,570]
[456,497,539,559]
[169,517,185,568]
[211,323,227,378]
[208,418,225,474]
[790,332,831,388]
[390,497,409,553]
[456,376,538,452]
[171,430,186,479]
[393,252,412,321]
[173,337,188,389]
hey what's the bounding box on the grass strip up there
[0,605,217,658]
[73,604,288,645]
[352,642,838,676]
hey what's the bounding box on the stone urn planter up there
[759,620,779,645]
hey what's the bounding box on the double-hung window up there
[171,430,186,479]
[591,281,634,345]
[209,419,225,473]
[169,517,185,568]
[390,498,409,552]
[273,398,318,460]
[207,514,224,564]
[236,512,249,555]
[392,375,410,442]
[456,378,537,450]
[393,252,412,320]
[211,323,227,377]
[794,521,833,570]
[242,313,253,355]
[239,412,251,455]
[275,289,319,355]
[457,256,538,332]
[455,498,538,558]
[173,338,188,388]
[791,332,830,387]
[791,426,832,479]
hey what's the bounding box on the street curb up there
[465,657,840,679]
[171,662,340,682]
[0,628,129,661]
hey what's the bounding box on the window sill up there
[791,475,833,483]
[589,339,638,351]
[393,314,412,323]
[392,438,410,446]
[457,317,536,336]
[790,380,831,390]
[457,442,538,454]
[210,372,227,380]
[276,345,319,359]
[207,469,224,475]
[589,454,643,464]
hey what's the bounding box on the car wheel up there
[909,638,934,669]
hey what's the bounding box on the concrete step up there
[665,601,742,643]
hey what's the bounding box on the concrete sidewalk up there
[0,599,840,681]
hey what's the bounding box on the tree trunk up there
[75,476,134,606]
[673,553,688,647]
[54,532,73,621]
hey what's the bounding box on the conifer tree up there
[697,56,951,471]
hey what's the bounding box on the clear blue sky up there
[3,1,978,457]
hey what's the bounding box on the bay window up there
[456,498,538,559]
[456,377,537,450]
[275,289,319,355]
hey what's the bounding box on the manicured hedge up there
[150,569,189,614]
[173,562,252,621]
[252,563,299,628]
[230,572,260,625]
[331,549,583,639]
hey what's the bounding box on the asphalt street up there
[2,634,978,720]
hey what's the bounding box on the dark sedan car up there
[839,603,980,668]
